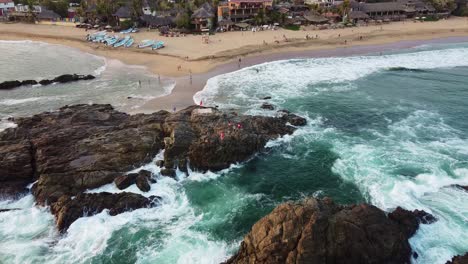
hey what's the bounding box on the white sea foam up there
[0,119,17,132]
[195,46,468,109]
[0,97,43,106]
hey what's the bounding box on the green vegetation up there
[283,24,300,30]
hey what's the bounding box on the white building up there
[0,0,14,16]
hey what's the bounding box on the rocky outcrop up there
[0,74,95,90]
[446,253,468,264]
[0,104,305,230]
[0,104,168,204]
[260,103,275,110]
[225,198,436,264]
[50,192,158,232]
[162,106,306,172]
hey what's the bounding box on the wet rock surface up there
[0,104,306,231]
[446,253,468,264]
[225,198,436,264]
[0,74,95,90]
[50,192,158,232]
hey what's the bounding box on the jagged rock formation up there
[50,192,159,232]
[0,104,306,231]
[0,74,95,90]
[225,198,436,264]
[446,253,468,264]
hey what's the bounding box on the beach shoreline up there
[1,19,468,112]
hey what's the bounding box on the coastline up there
[1,19,468,112]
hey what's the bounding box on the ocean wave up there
[195,46,468,108]
[0,97,43,106]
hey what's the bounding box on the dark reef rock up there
[155,160,164,168]
[160,168,176,178]
[451,185,468,192]
[262,96,272,100]
[225,198,435,264]
[0,104,167,204]
[0,208,20,213]
[388,206,436,237]
[0,80,22,90]
[260,103,275,110]
[135,170,152,192]
[0,104,305,231]
[0,74,95,90]
[50,192,157,232]
[114,174,138,190]
[0,104,305,203]
[446,253,468,264]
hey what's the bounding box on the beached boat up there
[138,40,155,48]
[124,38,134,48]
[114,36,130,48]
[151,41,165,50]
[107,36,121,46]
[131,28,139,33]
[120,28,133,34]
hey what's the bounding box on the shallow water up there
[1,41,468,264]
[0,40,174,124]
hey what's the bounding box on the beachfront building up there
[9,5,60,22]
[217,0,273,23]
[350,0,436,21]
[0,0,14,17]
[113,5,132,25]
[192,4,215,31]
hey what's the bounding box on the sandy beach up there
[1,18,468,111]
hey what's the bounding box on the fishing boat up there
[107,36,121,46]
[138,40,155,48]
[124,38,134,48]
[151,41,165,50]
[120,28,133,34]
[114,36,130,48]
[131,28,139,33]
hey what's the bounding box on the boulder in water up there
[160,168,176,178]
[260,103,275,110]
[225,198,435,264]
[0,80,22,90]
[50,192,158,232]
[114,173,138,190]
[135,170,152,192]
[446,253,468,264]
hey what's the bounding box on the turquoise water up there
[1,42,468,264]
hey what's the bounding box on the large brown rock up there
[50,192,158,232]
[163,106,306,172]
[446,253,468,264]
[0,104,305,204]
[226,198,435,264]
[0,104,167,204]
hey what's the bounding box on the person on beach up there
[238,58,242,68]
[200,100,203,106]
[173,106,176,112]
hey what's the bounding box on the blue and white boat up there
[151,41,165,50]
[107,36,121,46]
[120,28,133,34]
[124,38,134,48]
[138,40,155,48]
[114,36,130,48]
